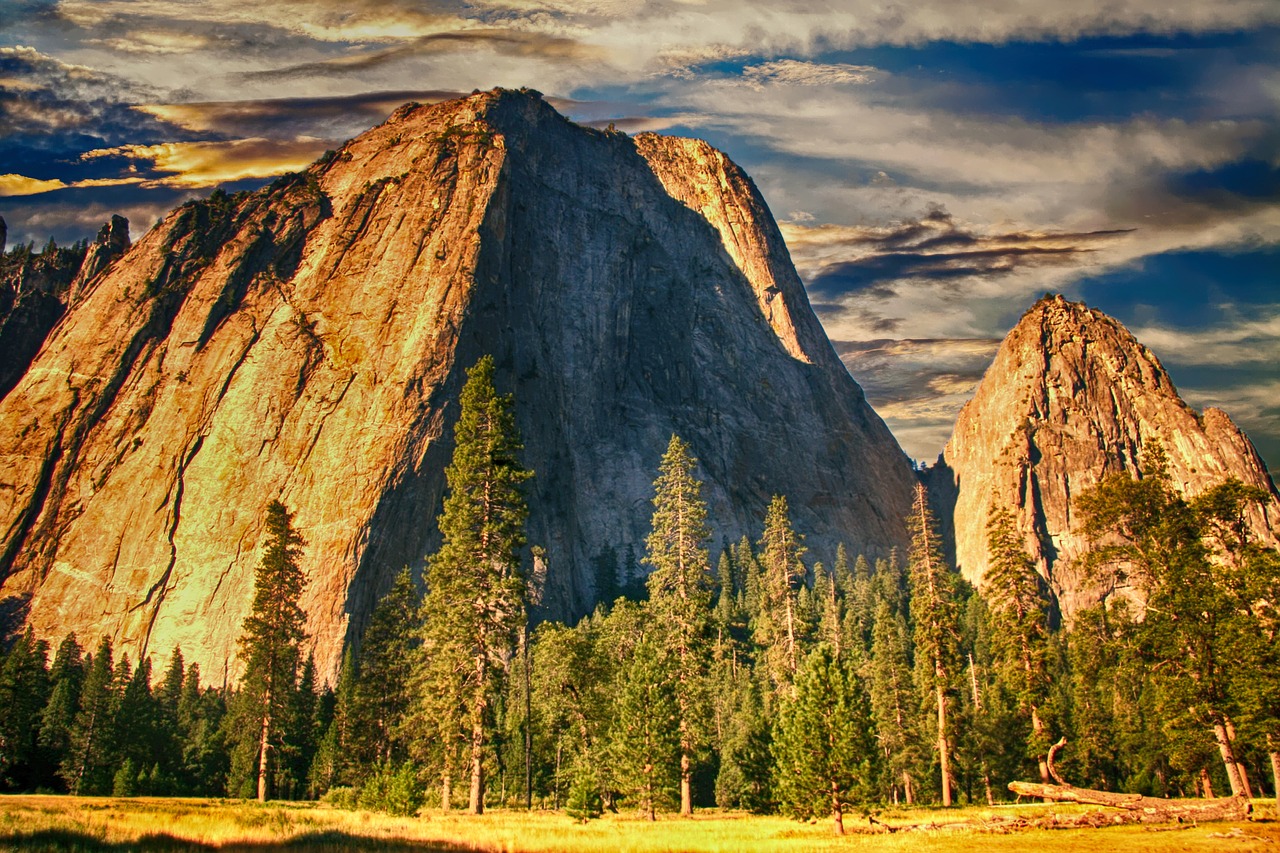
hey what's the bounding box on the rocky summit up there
[940,294,1280,617]
[0,89,916,683]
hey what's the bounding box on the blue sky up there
[2,0,1277,469]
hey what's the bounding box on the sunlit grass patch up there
[0,796,1277,852]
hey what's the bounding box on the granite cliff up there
[941,295,1279,616]
[0,89,916,683]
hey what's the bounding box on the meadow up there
[0,797,1276,853]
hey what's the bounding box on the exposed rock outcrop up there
[0,215,131,399]
[942,295,1279,616]
[0,89,915,683]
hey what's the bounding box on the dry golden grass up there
[0,796,1275,852]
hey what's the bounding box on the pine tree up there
[755,495,806,695]
[1077,444,1256,797]
[0,627,50,790]
[607,633,680,820]
[40,634,85,790]
[63,636,117,795]
[114,656,159,791]
[354,567,420,769]
[643,434,713,816]
[868,600,921,804]
[234,499,309,802]
[773,644,875,835]
[984,505,1054,783]
[418,355,531,814]
[906,482,959,806]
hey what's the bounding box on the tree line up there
[0,358,1277,833]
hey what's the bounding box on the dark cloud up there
[239,29,599,81]
[139,90,467,140]
[806,206,1133,299]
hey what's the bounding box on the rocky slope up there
[941,295,1279,616]
[0,215,131,399]
[0,89,916,683]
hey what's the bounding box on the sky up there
[2,0,1278,471]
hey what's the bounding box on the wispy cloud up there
[742,60,884,89]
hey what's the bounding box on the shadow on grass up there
[0,828,475,852]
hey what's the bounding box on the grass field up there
[0,796,1276,852]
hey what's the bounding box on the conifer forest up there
[1,357,1278,835]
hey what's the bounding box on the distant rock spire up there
[941,295,1279,618]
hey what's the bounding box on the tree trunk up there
[903,770,914,805]
[1213,719,1246,797]
[936,681,952,807]
[470,654,486,814]
[680,751,692,816]
[1225,717,1254,799]
[1008,781,1251,823]
[1200,767,1215,799]
[441,771,452,812]
[523,626,532,810]
[831,780,844,835]
[1031,706,1050,785]
[1270,749,1280,811]
[257,701,271,803]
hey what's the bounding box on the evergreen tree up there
[906,482,959,806]
[755,495,806,695]
[1077,444,1255,797]
[868,601,921,804]
[353,567,420,768]
[0,627,50,790]
[233,499,309,801]
[63,636,117,795]
[643,434,713,815]
[773,644,875,835]
[417,355,531,814]
[177,662,229,795]
[39,634,85,790]
[114,656,159,791]
[713,673,773,812]
[607,633,680,820]
[983,505,1054,783]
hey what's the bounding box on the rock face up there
[0,215,131,399]
[942,295,1279,616]
[0,89,916,683]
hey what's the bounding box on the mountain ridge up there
[0,88,917,683]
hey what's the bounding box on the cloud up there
[784,207,1132,301]
[742,60,884,89]
[0,175,68,197]
[79,138,333,189]
[835,337,1002,462]
[134,90,465,139]
[1131,312,1280,367]
[238,28,602,82]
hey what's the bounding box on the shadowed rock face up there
[0,89,915,683]
[942,294,1279,617]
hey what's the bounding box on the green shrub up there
[320,786,359,810]
[358,763,424,817]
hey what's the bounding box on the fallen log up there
[1008,782,1252,824]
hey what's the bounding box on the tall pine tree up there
[755,495,806,695]
[906,482,959,806]
[234,499,308,801]
[643,434,713,816]
[984,505,1054,784]
[418,355,531,814]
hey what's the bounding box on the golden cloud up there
[0,174,69,197]
[80,137,332,188]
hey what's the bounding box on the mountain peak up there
[942,296,1278,616]
[0,90,913,684]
